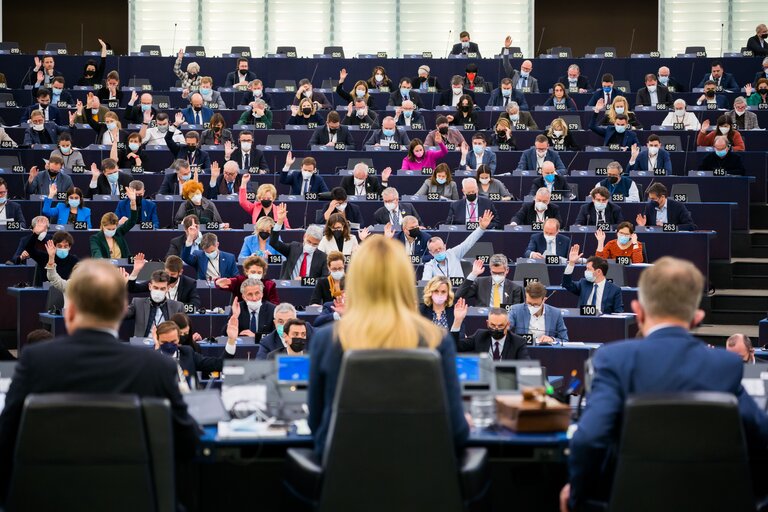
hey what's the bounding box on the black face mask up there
[258,231,270,240]
[179,333,192,346]
[169,275,179,284]
[187,145,197,152]
[332,230,344,240]
[48,170,58,178]
[260,198,273,208]
[705,90,715,98]
[650,200,660,209]
[212,126,221,132]
[759,89,768,95]
[609,175,620,184]
[465,193,477,202]
[302,107,312,115]
[460,105,471,112]
[496,131,506,139]
[408,227,420,238]
[193,106,202,112]
[289,338,306,352]
[328,127,337,134]
[488,328,506,340]
[85,70,95,77]
[438,127,448,135]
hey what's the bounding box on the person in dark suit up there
[438,75,476,107]
[124,270,186,338]
[561,257,768,511]
[25,157,73,197]
[695,80,729,109]
[510,188,562,226]
[341,96,380,128]
[157,159,194,197]
[180,93,214,125]
[558,64,591,92]
[524,218,571,259]
[21,88,64,125]
[456,255,524,308]
[291,79,333,110]
[308,111,355,149]
[225,278,275,341]
[30,55,65,88]
[528,161,571,196]
[394,217,432,261]
[412,64,443,92]
[166,215,200,257]
[313,299,344,328]
[516,136,567,172]
[266,319,310,359]
[270,205,329,280]
[635,74,674,106]
[255,303,315,359]
[0,178,27,228]
[450,31,481,57]
[587,73,622,107]
[373,187,421,226]
[181,231,239,280]
[636,183,697,231]
[279,153,329,195]
[224,130,269,174]
[123,92,158,125]
[746,24,768,57]
[340,163,390,197]
[387,78,423,108]
[165,127,211,172]
[115,180,159,229]
[451,305,531,360]
[205,161,252,200]
[700,138,746,175]
[445,178,501,229]
[575,186,624,226]
[0,259,200,507]
[695,61,740,91]
[84,159,132,198]
[627,134,673,173]
[562,248,623,314]
[363,119,410,147]
[315,187,365,226]
[127,254,201,310]
[656,66,686,93]
[22,109,69,147]
[239,79,273,107]
[487,78,528,109]
[589,108,639,150]
[394,100,426,128]
[225,58,258,87]
[154,318,236,378]
[311,253,346,305]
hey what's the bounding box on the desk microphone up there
[535,27,546,57]
[171,23,178,56]
[444,30,453,59]
[628,28,636,57]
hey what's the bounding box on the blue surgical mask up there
[594,201,607,211]
[128,142,140,152]
[658,76,669,85]
[510,114,519,122]
[614,106,625,115]
[436,177,447,185]
[472,144,483,154]
[602,86,612,94]
[434,252,447,262]
[715,149,728,158]
[584,270,595,282]
[106,121,117,131]
[103,228,117,237]
[400,88,410,97]
[355,89,366,98]
[206,250,218,260]
[382,128,395,137]
[501,88,511,97]
[544,174,555,183]
[0,197,6,204]
[141,104,152,112]
[276,324,285,338]
[180,173,191,181]
[200,87,212,96]
[107,172,119,183]
[52,88,62,96]
[617,235,631,245]
[55,248,70,259]
[68,198,80,208]
[614,125,627,134]
[403,110,413,118]
[60,145,72,155]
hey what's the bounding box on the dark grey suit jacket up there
[456,276,524,307]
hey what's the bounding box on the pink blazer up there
[401,142,448,170]
[238,187,291,228]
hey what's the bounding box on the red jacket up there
[218,274,280,305]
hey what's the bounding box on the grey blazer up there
[456,276,525,308]
[414,179,459,200]
[503,55,540,93]
[728,110,760,131]
[478,178,513,199]
[125,297,185,337]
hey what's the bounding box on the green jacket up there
[89,206,139,258]
[237,108,273,128]
[746,92,768,106]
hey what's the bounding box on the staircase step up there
[710,294,768,310]
[708,311,767,325]
[749,205,768,229]
[691,324,759,347]
[733,276,768,288]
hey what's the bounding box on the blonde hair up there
[494,118,511,131]
[422,276,455,308]
[256,183,277,200]
[606,95,631,124]
[104,111,121,129]
[335,236,443,350]
[547,117,568,137]
[254,215,275,234]
[100,212,118,228]
[298,97,315,115]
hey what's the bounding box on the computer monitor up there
[221,360,273,386]
[742,364,768,410]
[455,355,481,382]
[277,355,310,384]
[492,361,544,393]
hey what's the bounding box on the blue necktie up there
[589,284,598,306]
[250,311,257,332]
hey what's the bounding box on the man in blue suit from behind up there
[560,257,768,511]
[561,246,623,314]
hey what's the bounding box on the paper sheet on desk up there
[221,384,267,411]
[217,419,288,439]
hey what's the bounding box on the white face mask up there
[535,201,548,212]
[552,130,563,138]
[536,150,547,158]
[479,177,490,185]
[384,201,397,212]
[247,272,262,280]
[336,203,347,211]
[353,177,365,186]
[37,231,47,241]
[719,126,730,134]
[674,108,686,116]
[527,304,542,316]
[301,170,313,180]
[32,124,45,132]
[303,244,316,255]
[150,290,166,303]
[648,146,659,156]
[240,142,252,152]
[491,274,505,285]
[543,234,556,243]
[735,109,745,116]
[330,270,345,281]
[191,193,202,204]
[246,300,262,311]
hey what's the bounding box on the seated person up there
[697,115,745,151]
[463,63,485,92]
[124,270,185,337]
[746,78,768,106]
[270,204,329,280]
[507,281,569,344]
[636,183,697,231]
[452,31,481,57]
[239,79,272,107]
[421,211,493,280]
[424,115,466,148]
[373,187,422,226]
[199,113,232,145]
[394,216,432,261]
[215,255,279,304]
[49,76,75,107]
[456,254,524,308]
[255,303,310,359]
[181,231,239,280]
[42,185,91,228]
[661,99,701,130]
[341,163,390,197]
[451,304,531,360]
[315,187,365,226]
[595,221,644,263]
[438,75,475,107]
[574,186,624,226]
[367,65,394,91]
[413,64,443,93]
[510,188,562,226]
[207,160,246,200]
[635,73,674,107]
[419,277,462,334]
[317,213,360,256]
[225,278,275,341]
[414,162,458,200]
[393,99,425,128]
[238,216,281,261]
[599,96,642,130]
[524,218,570,260]
[308,110,355,149]
[287,97,325,126]
[700,136,746,175]
[225,130,269,174]
[596,161,641,203]
[343,96,379,128]
[657,65,686,92]
[311,251,346,305]
[157,159,193,197]
[728,96,760,131]
[528,161,570,196]
[363,116,409,147]
[89,195,139,259]
[589,99,639,150]
[165,126,212,172]
[558,64,590,93]
[401,137,448,172]
[84,158,132,198]
[516,135,567,172]
[543,82,578,110]
[476,164,513,201]
[445,178,501,229]
[152,318,236,378]
[23,109,69,147]
[291,79,332,109]
[336,69,377,107]
[460,133,496,171]
[226,58,257,88]
[546,117,580,151]
[174,180,227,227]
[49,132,84,169]
[115,180,159,229]
[128,254,201,309]
[447,94,480,128]
[562,247,623,314]
[141,113,184,147]
[499,101,538,130]
[488,77,528,110]
[21,87,62,124]
[111,133,147,170]
[197,76,227,109]
[695,80,728,109]
[279,153,329,195]
[166,214,200,257]
[488,118,516,149]
[587,73,624,107]
[388,77,423,108]
[236,98,273,128]
[628,135,673,173]
[180,92,214,125]
[0,177,26,228]
[696,61,739,92]
[267,319,309,359]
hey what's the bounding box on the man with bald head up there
[502,39,540,93]
[701,135,746,175]
[657,65,686,92]
[125,92,158,124]
[446,177,501,229]
[364,116,411,147]
[340,162,391,197]
[181,91,213,125]
[561,257,768,511]
[727,333,756,364]
[0,259,200,508]
[528,161,571,196]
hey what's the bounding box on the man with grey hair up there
[255,302,316,359]
[226,277,275,339]
[701,135,746,175]
[561,257,768,511]
[501,100,537,130]
[393,215,432,260]
[726,333,756,364]
[422,210,494,280]
[510,187,562,226]
[363,116,410,147]
[558,64,590,93]
[595,161,640,202]
[728,96,760,130]
[181,229,239,280]
[446,177,500,229]
[373,186,422,226]
[656,65,686,92]
[340,162,390,197]
[661,99,700,130]
[173,48,202,89]
[271,203,329,280]
[394,99,425,128]
[457,253,524,307]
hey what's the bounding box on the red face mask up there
[466,72,477,81]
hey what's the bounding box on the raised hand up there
[594,98,605,113]
[186,222,200,243]
[230,296,241,319]
[174,112,184,126]
[504,35,513,48]
[285,150,295,168]
[177,48,184,59]
[226,302,240,343]
[460,141,469,156]
[181,88,190,99]
[745,83,753,96]
[595,228,606,243]
[339,68,348,82]
[700,119,710,132]
[142,108,153,124]
[471,258,485,276]
[45,239,56,259]
[635,213,646,227]
[630,143,639,161]
[453,297,469,322]
[240,172,250,188]
[48,183,57,199]
[68,110,77,126]
[27,166,38,183]
[434,131,443,145]
[90,162,100,179]
[358,226,370,241]
[130,90,138,104]
[210,161,220,180]
[383,222,395,239]
[290,104,299,116]
[346,102,353,117]
[276,202,287,224]
[381,166,392,182]
[631,233,638,245]
[75,99,83,115]
[331,296,345,316]
[132,252,147,274]
[479,209,495,230]
[98,38,107,48]
[125,186,137,202]
[568,244,583,265]
[34,56,41,69]
[224,140,234,158]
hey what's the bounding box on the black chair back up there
[319,349,464,512]
[7,393,174,512]
[609,392,755,512]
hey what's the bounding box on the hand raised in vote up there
[635,213,646,227]
[568,244,582,266]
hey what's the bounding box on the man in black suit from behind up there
[0,259,200,506]
[451,304,531,360]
